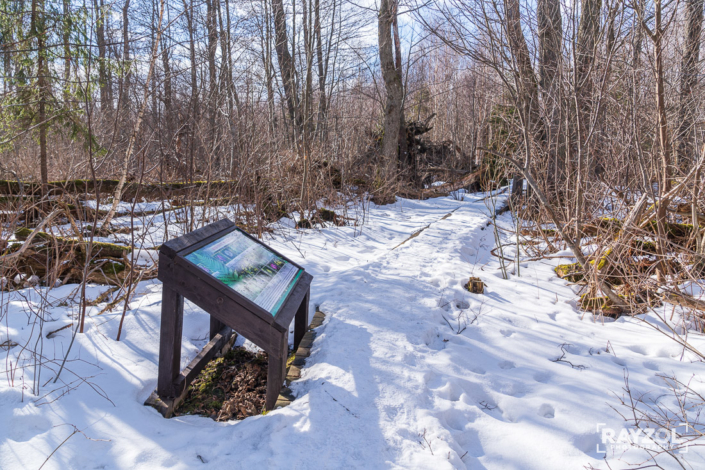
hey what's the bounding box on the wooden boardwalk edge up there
[274,309,326,410]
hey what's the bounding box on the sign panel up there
[155,219,312,414]
[185,229,302,315]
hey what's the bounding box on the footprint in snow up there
[490,377,528,397]
[6,413,52,442]
[498,360,516,370]
[647,375,672,387]
[433,380,463,402]
[423,370,442,388]
[538,403,555,419]
[611,356,627,367]
[442,408,477,431]
[533,371,551,383]
[460,246,476,256]
[625,344,649,356]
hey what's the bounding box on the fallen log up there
[664,291,705,313]
[12,228,132,259]
[0,178,240,200]
[1,227,149,287]
[398,169,482,200]
[1,210,60,262]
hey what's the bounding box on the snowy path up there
[1,193,704,469]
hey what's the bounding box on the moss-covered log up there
[631,239,658,253]
[296,219,313,229]
[521,227,557,237]
[318,208,336,221]
[644,220,701,239]
[555,263,584,282]
[0,179,241,200]
[581,217,623,236]
[3,226,141,287]
[12,228,131,259]
[554,249,623,285]
[1,235,152,288]
[578,295,623,317]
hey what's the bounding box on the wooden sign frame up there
[153,219,312,415]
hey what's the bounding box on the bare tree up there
[378,0,408,176]
[272,0,302,133]
[94,0,113,115]
[101,0,167,230]
[31,0,49,198]
[676,0,704,167]
[538,0,562,181]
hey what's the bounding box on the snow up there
[83,200,172,214]
[1,191,704,469]
[680,280,705,299]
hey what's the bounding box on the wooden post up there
[293,291,309,351]
[158,285,184,397]
[210,316,225,340]
[266,331,288,410]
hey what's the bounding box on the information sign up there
[150,219,312,417]
[185,229,302,315]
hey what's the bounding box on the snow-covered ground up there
[1,192,704,469]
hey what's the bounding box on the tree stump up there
[466,277,485,294]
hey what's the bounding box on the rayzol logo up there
[596,423,691,454]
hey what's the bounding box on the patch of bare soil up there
[175,347,268,421]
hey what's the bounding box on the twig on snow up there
[551,343,587,370]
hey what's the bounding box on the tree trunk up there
[504,0,540,196]
[576,0,601,98]
[206,0,218,149]
[314,0,327,140]
[272,0,302,132]
[94,0,113,115]
[676,0,704,167]
[31,0,49,198]
[378,0,406,173]
[392,1,409,172]
[537,0,562,182]
[2,8,11,94]
[262,0,277,134]
[654,1,671,194]
[575,0,601,177]
[184,0,198,230]
[161,28,172,139]
[63,0,71,87]
[300,0,314,210]
[120,0,131,118]
[537,0,561,97]
[101,0,166,231]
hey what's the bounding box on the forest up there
[1,0,705,468]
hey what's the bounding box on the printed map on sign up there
[185,230,302,315]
